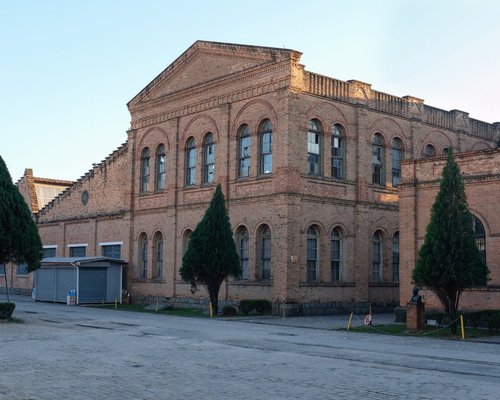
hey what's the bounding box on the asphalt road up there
[1,297,499,399]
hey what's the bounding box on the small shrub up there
[222,305,237,316]
[0,302,16,319]
[239,299,272,315]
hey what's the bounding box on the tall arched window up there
[391,138,404,186]
[153,232,164,279]
[237,227,249,280]
[140,148,150,193]
[330,227,342,282]
[308,120,321,175]
[259,225,272,280]
[138,233,148,279]
[185,138,196,186]
[424,144,436,157]
[331,125,344,179]
[372,133,385,185]
[307,226,319,281]
[473,216,486,263]
[156,144,166,191]
[259,120,273,175]
[392,232,399,283]
[372,231,383,282]
[203,133,215,184]
[182,229,192,255]
[238,125,251,178]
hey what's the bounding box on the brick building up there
[0,169,71,294]
[4,41,499,314]
[399,149,500,311]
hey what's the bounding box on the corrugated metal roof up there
[41,256,127,266]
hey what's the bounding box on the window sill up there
[300,281,355,287]
[230,280,273,286]
[369,282,399,287]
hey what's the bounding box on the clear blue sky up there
[2,0,499,182]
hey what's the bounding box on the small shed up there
[35,257,126,304]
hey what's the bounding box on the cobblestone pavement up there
[1,296,500,399]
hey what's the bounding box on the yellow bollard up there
[156,299,159,313]
[114,297,118,309]
[347,312,353,330]
[460,315,465,340]
[209,302,213,318]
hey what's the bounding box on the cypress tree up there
[180,184,241,315]
[0,156,43,303]
[412,149,489,333]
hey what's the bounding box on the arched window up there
[391,138,404,186]
[392,232,399,283]
[185,138,196,186]
[308,120,321,175]
[237,227,249,280]
[138,233,148,279]
[331,125,344,179]
[424,144,436,157]
[330,227,342,282]
[442,147,449,156]
[259,225,272,280]
[203,133,215,184]
[372,231,383,282]
[182,229,192,255]
[259,120,273,175]
[153,232,164,279]
[372,133,385,185]
[156,145,166,191]
[140,148,150,193]
[238,125,251,178]
[307,226,319,281]
[473,216,486,263]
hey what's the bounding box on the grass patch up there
[343,324,500,339]
[89,303,207,318]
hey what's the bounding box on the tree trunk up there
[4,264,10,303]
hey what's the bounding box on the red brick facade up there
[399,149,500,311]
[4,41,498,314]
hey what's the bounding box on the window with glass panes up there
[154,233,163,279]
[392,232,399,282]
[156,145,166,191]
[307,226,319,281]
[203,133,215,184]
[69,246,86,257]
[372,134,385,185]
[331,125,344,179]
[238,125,251,178]
[473,216,486,264]
[139,234,148,278]
[372,231,382,282]
[16,263,29,275]
[42,247,56,258]
[238,228,249,280]
[259,120,272,175]
[101,244,121,258]
[330,228,341,281]
[185,138,196,186]
[391,138,403,186]
[140,148,150,193]
[308,120,321,175]
[260,225,271,280]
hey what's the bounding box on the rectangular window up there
[260,132,272,174]
[42,247,57,258]
[239,136,251,178]
[101,244,121,258]
[261,237,271,280]
[330,240,341,282]
[307,238,318,281]
[372,242,381,282]
[0,264,5,276]
[69,245,87,257]
[16,263,29,276]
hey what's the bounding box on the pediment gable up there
[128,41,301,107]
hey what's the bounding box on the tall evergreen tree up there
[412,149,489,333]
[0,156,43,303]
[180,184,241,315]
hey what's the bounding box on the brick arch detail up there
[136,126,169,156]
[231,99,278,138]
[181,114,220,146]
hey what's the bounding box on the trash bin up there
[66,290,76,305]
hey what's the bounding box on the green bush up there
[0,302,16,319]
[239,299,272,315]
[222,305,237,316]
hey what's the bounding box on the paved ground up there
[1,296,500,399]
